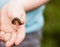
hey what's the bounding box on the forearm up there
[12,0,49,11]
[17,0,49,11]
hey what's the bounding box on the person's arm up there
[17,0,49,11]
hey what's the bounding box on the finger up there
[6,46,11,47]
[15,25,26,45]
[14,11,26,45]
[4,33,11,41]
[0,31,6,40]
[6,32,16,47]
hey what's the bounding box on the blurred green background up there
[42,0,60,47]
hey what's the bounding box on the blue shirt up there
[0,0,45,33]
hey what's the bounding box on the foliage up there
[42,0,60,47]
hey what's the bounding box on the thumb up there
[6,32,16,47]
[15,24,26,45]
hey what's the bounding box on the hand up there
[0,0,26,47]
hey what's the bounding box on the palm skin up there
[0,0,26,47]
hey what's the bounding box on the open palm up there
[0,1,26,47]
